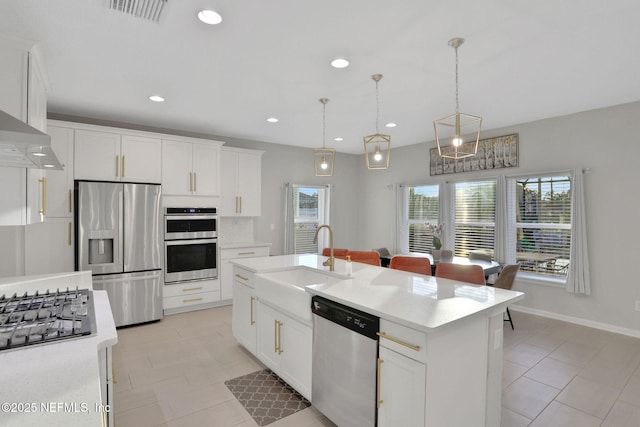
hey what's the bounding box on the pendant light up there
[363,74,391,170]
[433,38,482,160]
[313,98,335,176]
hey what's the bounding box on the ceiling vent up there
[107,0,167,22]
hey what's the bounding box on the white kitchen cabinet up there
[43,125,74,218]
[220,244,270,301]
[0,36,48,226]
[162,139,221,196]
[256,300,312,400]
[220,147,263,216]
[98,346,114,427]
[163,278,221,314]
[231,267,257,354]
[378,346,426,427]
[74,130,161,183]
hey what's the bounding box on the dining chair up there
[469,251,492,262]
[435,263,486,285]
[347,250,381,266]
[389,255,432,275]
[492,264,520,330]
[322,248,349,259]
[373,248,392,267]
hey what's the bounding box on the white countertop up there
[219,241,272,249]
[0,273,118,427]
[230,254,525,332]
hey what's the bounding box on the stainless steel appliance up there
[75,181,162,327]
[311,296,380,427]
[164,208,217,284]
[0,288,96,351]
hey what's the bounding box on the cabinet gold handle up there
[193,172,197,192]
[239,196,242,214]
[182,287,203,292]
[250,296,255,325]
[189,172,193,192]
[277,320,283,354]
[68,189,72,213]
[112,360,117,384]
[183,297,203,303]
[377,332,421,351]
[274,319,279,353]
[238,251,255,255]
[235,196,239,213]
[121,155,125,177]
[235,273,249,281]
[115,155,119,177]
[377,358,384,408]
[68,222,72,246]
[38,177,46,216]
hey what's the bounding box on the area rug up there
[224,369,311,426]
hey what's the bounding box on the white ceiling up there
[1,0,640,154]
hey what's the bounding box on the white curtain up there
[283,182,295,254]
[441,182,456,251]
[395,185,409,254]
[566,168,591,294]
[495,175,516,264]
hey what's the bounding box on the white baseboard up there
[511,304,640,339]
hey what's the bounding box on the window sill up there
[516,272,566,289]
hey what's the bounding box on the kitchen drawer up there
[164,279,220,298]
[232,266,256,288]
[163,290,220,310]
[378,319,427,363]
[221,246,270,260]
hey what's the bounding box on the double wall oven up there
[164,208,217,284]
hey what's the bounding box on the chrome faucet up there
[313,224,335,271]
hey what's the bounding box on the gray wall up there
[357,101,640,334]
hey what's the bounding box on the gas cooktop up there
[0,288,96,352]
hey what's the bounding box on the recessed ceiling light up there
[331,58,350,69]
[266,117,279,123]
[44,164,55,168]
[334,137,344,142]
[149,95,165,102]
[197,9,222,25]
[32,152,46,157]
[385,122,397,128]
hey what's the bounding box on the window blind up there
[406,185,439,254]
[454,180,496,257]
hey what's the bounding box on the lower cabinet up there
[231,274,257,355]
[163,279,220,314]
[256,301,312,400]
[98,346,114,427]
[378,346,426,427]
[220,244,270,302]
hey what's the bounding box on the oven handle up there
[164,215,218,221]
[165,238,218,246]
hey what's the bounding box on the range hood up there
[0,109,62,170]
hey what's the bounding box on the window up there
[285,185,330,255]
[512,175,571,278]
[454,180,496,257]
[400,185,439,254]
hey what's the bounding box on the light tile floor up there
[112,306,640,427]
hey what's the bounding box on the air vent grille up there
[108,0,167,22]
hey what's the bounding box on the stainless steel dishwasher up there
[311,296,380,427]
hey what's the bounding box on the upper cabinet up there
[220,147,263,216]
[162,139,221,196]
[44,125,74,219]
[74,130,161,183]
[0,36,48,226]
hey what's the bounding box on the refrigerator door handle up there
[118,187,124,271]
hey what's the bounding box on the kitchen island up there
[230,254,524,427]
[0,272,118,427]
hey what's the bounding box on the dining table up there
[382,253,502,277]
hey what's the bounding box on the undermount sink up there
[255,267,344,323]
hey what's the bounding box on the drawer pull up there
[377,332,421,351]
[235,274,249,281]
[250,296,256,325]
[238,251,256,255]
[182,286,203,292]
[377,358,384,408]
[183,297,203,303]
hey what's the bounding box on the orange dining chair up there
[389,256,432,275]
[435,263,486,285]
[491,264,520,330]
[347,251,381,266]
[322,248,349,259]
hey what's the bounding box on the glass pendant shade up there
[314,97,335,176]
[363,74,391,170]
[314,147,336,176]
[363,133,391,170]
[433,37,482,160]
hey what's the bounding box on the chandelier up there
[363,74,391,170]
[313,98,335,176]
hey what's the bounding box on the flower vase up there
[432,249,441,262]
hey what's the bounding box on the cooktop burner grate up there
[0,288,95,351]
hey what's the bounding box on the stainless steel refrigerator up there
[75,181,162,327]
